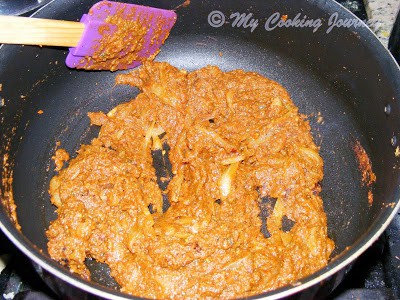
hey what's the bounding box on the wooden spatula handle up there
[0,16,84,47]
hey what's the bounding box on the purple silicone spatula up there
[0,1,177,71]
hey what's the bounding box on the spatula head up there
[65,1,177,71]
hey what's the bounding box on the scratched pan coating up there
[0,0,400,299]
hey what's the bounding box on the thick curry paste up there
[47,62,334,299]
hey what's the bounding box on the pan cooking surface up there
[11,34,370,250]
[1,0,400,299]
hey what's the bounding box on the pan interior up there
[1,0,400,298]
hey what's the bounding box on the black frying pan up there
[1,0,400,299]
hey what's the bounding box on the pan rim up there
[1,203,400,299]
[1,0,400,299]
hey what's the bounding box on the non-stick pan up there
[1,0,400,299]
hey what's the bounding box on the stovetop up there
[1,0,399,300]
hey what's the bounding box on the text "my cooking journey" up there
[207,11,369,33]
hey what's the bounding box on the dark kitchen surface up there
[0,0,399,299]
[336,0,368,20]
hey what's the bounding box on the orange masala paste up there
[47,62,334,299]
